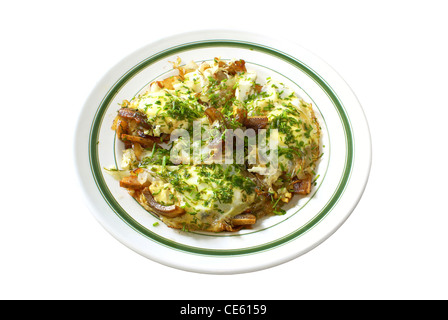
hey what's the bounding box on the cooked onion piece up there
[142,187,186,218]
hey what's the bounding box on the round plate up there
[75,30,371,274]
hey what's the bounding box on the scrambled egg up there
[137,164,257,232]
[110,57,321,232]
[244,78,321,189]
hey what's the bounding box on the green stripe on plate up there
[88,40,353,256]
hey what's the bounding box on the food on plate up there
[107,57,322,232]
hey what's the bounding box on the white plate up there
[75,30,371,274]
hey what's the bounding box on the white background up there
[1,0,447,300]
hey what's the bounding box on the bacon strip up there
[118,108,151,129]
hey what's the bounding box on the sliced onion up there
[142,187,186,218]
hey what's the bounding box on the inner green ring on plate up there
[114,59,331,238]
[88,40,354,256]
